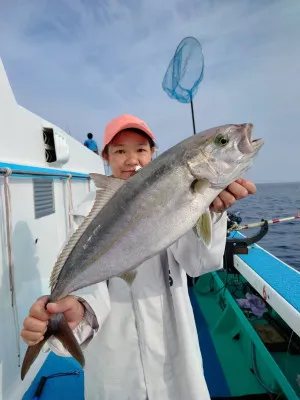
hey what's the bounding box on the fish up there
[21,123,263,380]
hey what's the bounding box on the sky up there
[0,0,300,183]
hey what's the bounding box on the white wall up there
[0,176,93,399]
[0,58,105,175]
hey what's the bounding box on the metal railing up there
[0,167,90,180]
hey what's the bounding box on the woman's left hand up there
[209,178,256,213]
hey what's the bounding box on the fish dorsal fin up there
[89,173,123,190]
[89,173,125,209]
[49,174,125,291]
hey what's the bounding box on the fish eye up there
[214,134,229,147]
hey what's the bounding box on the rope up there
[67,174,74,232]
[3,168,14,304]
[3,168,21,366]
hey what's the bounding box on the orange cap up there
[102,114,155,156]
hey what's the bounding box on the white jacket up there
[49,191,227,400]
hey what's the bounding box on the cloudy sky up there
[0,0,299,183]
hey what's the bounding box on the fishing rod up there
[227,212,300,232]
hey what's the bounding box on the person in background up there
[21,114,256,400]
[84,132,99,154]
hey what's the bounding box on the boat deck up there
[22,353,83,400]
[230,231,300,338]
[189,289,232,399]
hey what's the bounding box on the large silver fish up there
[21,123,263,379]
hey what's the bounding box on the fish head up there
[187,123,264,188]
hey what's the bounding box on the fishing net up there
[162,36,204,105]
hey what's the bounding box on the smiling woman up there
[101,114,157,179]
[20,112,261,400]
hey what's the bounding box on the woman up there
[21,114,256,400]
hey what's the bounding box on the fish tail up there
[20,333,51,381]
[21,312,85,380]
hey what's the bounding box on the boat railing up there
[0,167,90,180]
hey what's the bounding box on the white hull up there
[0,58,104,399]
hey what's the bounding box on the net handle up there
[190,100,196,135]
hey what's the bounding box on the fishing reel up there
[227,211,242,235]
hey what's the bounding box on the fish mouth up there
[238,123,264,154]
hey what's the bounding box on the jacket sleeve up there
[168,211,227,277]
[46,281,111,357]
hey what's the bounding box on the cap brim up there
[101,122,155,157]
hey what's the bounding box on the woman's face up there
[105,129,154,179]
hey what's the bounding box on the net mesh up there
[162,36,204,104]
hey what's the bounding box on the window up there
[43,127,57,163]
[42,127,70,164]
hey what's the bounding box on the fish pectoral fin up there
[193,178,210,193]
[194,211,212,247]
[191,179,212,246]
[21,312,85,381]
[118,270,137,285]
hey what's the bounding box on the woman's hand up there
[21,295,85,346]
[210,178,256,213]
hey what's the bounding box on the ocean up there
[230,182,300,271]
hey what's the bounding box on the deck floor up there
[189,288,231,398]
[22,353,84,399]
